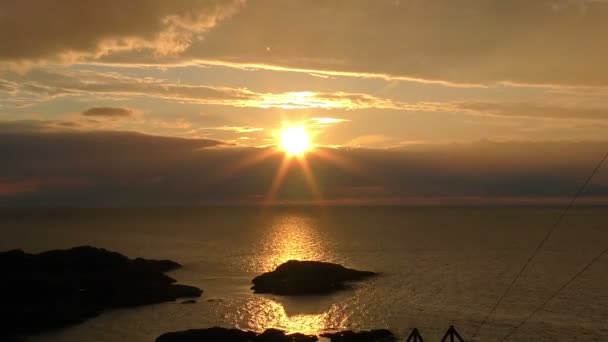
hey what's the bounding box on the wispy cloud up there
[0,69,446,111]
[206,126,264,133]
[81,106,134,118]
[78,0,608,88]
[5,69,608,130]
[4,1,608,88]
[347,134,393,148]
[456,102,608,121]
[310,117,350,125]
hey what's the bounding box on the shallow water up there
[1,207,607,341]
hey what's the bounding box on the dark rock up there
[156,327,317,342]
[157,327,256,342]
[286,333,318,342]
[155,327,395,342]
[320,329,395,342]
[181,299,197,304]
[258,328,317,342]
[0,246,202,337]
[251,260,377,295]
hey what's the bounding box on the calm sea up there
[1,207,606,341]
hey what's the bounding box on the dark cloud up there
[1,120,607,206]
[0,0,243,62]
[81,107,133,118]
[0,120,224,203]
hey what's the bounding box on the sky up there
[1,0,607,206]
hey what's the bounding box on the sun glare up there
[280,126,311,156]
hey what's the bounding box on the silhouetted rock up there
[156,327,396,342]
[251,260,377,295]
[181,299,197,304]
[321,329,395,341]
[0,246,202,337]
[156,327,317,342]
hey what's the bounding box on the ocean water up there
[1,207,607,341]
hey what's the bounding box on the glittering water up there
[1,207,607,341]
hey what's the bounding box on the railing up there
[406,325,465,342]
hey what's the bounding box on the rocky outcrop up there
[156,327,397,342]
[251,260,377,295]
[0,246,202,336]
[321,329,396,341]
[156,327,318,342]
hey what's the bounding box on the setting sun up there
[279,126,311,156]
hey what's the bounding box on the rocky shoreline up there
[0,246,202,337]
[1,246,387,341]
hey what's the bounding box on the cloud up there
[457,102,608,121]
[182,0,608,87]
[208,126,264,133]
[81,107,134,118]
[6,69,608,128]
[0,179,39,196]
[1,120,607,205]
[0,0,243,63]
[254,91,412,109]
[0,79,17,93]
[3,1,608,87]
[347,135,393,148]
[311,118,349,125]
[1,69,444,111]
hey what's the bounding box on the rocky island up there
[0,246,202,337]
[156,327,396,342]
[251,260,378,295]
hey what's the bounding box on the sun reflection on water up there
[257,214,330,272]
[238,297,347,335]
[239,214,347,335]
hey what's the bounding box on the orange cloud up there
[2,69,446,111]
[0,180,38,196]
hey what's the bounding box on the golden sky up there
[1,0,607,205]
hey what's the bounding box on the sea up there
[1,207,607,341]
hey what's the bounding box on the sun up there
[279,126,311,156]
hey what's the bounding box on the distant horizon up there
[2,199,608,209]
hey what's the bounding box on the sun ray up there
[227,148,279,175]
[211,123,373,206]
[212,147,280,183]
[296,156,323,202]
[312,147,365,177]
[265,155,292,204]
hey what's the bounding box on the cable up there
[500,246,608,341]
[472,151,608,339]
